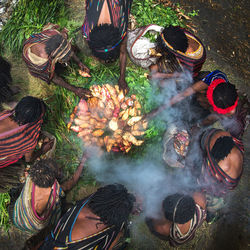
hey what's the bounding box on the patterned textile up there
[198,128,244,196]
[82,0,133,43]
[23,24,72,84]
[13,175,64,233]
[202,70,228,86]
[39,198,125,249]
[0,110,43,168]
[169,204,206,246]
[162,28,206,77]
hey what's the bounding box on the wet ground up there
[0,0,249,249]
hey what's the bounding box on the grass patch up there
[0,0,195,232]
[0,193,10,232]
[0,0,66,54]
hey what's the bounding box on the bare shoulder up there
[192,192,206,209]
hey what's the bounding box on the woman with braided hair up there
[146,192,206,246]
[39,184,135,249]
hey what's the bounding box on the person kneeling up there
[13,155,86,234]
[146,192,206,246]
[39,184,135,249]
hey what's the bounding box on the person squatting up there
[0,0,249,249]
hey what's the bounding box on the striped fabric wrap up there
[162,28,206,77]
[199,128,244,196]
[169,204,206,246]
[13,175,63,234]
[0,111,44,168]
[40,198,125,249]
[82,0,133,41]
[23,24,72,84]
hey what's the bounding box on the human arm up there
[25,139,54,162]
[192,191,206,209]
[71,53,90,74]
[52,73,91,98]
[60,153,87,192]
[118,38,129,94]
[169,80,208,106]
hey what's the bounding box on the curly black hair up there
[163,193,196,224]
[213,82,238,109]
[211,136,235,162]
[29,159,59,188]
[0,56,13,103]
[156,25,188,53]
[12,96,46,125]
[87,24,121,63]
[88,184,135,229]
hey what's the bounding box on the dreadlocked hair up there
[45,34,64,55]
[0,56,13,103]
[213,82,238,109]
[29,159,59,188]
[45,34,72,63]
[163,193,195,224]
[156,25,188,53]
[211,136,235,162]
[88,24,121,63]
[12,96,45,125]
[88,184,135,228]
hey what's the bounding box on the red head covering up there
[206,78,238,114]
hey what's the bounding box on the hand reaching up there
[118,78,129,95]
[75,87,92,98]
[41,139,54,154]
[79,62,90,74]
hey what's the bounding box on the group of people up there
[0,0,249,249]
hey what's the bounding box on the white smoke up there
[83,71,202,218]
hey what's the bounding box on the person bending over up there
[39,184,135,249]
[82,0,133,93]
[195,128,244,212]
[169,70,249,138]
[0,96,53,169]
[146,192,206,246]
[13,155,86,234]
[23,23,90,98]
[150,25,206,80]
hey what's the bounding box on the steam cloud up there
[84,71,202,217]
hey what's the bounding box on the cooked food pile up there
[68,84,148,153]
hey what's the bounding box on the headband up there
[206,78,238,114]
[95,32,127,53]
[173,196,185,223]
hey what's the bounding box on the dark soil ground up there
[0,0,249,249]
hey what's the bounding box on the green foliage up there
[0,193,10,232]
[188,10,199,17]
[131,0,184,27]
[0,0,66,53]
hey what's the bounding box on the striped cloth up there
[40,198,125,249]
[82,0,133,41]
[169,204,206,246]
[163,28,206,78]
[13,175,63,234]
[23,24,72,84]
[199,128,244,196]
[0,111,43,168]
